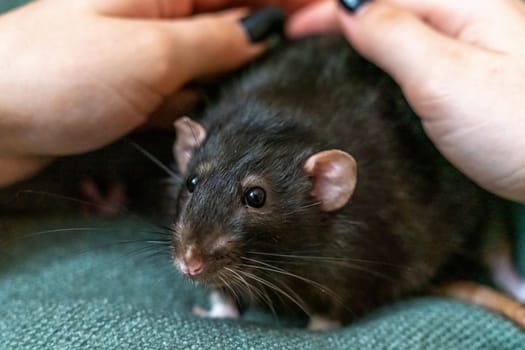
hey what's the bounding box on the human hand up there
[288,0,525,203]
[0,0,285,186]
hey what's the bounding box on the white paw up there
[307,315,341,331]
[488,251,525,303]
[508,284,525,303]
[192,292,240,319]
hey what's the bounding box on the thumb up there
[337,2,481,99]
[167,7,284,81]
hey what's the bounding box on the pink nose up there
[179,246,204,276]
[180,259,204,276]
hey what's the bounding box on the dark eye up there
[244,187,266,208]
[186,176,198,193]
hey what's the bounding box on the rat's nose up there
[180,259,203,276]
[180,246,204,276]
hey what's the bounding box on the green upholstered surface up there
[0,0,26,12]
[1,215,525,349]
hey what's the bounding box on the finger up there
[276,0,326,14]
[337,2,484,99]
[377,0,485,37]
[166,7,283,82]
[375,0,525,53]
[193,0,321,14]
[287,0,338,37]
[92,0,193,18]
[378,0,519,33]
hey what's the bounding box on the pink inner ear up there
[304,150,357,212]
[173,116,207,173]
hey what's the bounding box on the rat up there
[167,34,524,331]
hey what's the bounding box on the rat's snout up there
[179,245,204,277]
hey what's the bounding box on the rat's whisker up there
[279,201,323,217]
[159,224,180,237]
[239,269,310,317]
[245,280,276,317]
[217,274,240,304]
[225,267,277,316]
[285,201,323,212]
[13,190,169,232]
[13,190,105,210]
[246,252,398,282]
[0,227,173,251]
[129,141,178,178]
[0,227,112,248]
[240,258,347,308]
[122,244,168,259]
[133,250,171,265]
[222,272,246,302]
[246,251,405,268]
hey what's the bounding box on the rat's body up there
[168,35,499,328]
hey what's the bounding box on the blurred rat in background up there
[168,34,525,330]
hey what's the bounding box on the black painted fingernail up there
[240,6,285,43]
[338,0,370,13]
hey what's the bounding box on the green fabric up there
[1,215,525,349]
[0,0,26,13]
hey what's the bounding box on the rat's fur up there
[168,35,497,325]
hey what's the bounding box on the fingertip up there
[336,1,398,53]
[338,0,370,14]
[172,7,276,81]
[240,6,285,43]
[286,0,339,38]
[335,1,440,86]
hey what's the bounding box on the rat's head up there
[169,115,357,288]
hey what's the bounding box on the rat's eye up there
[186,176,199,193]
[244,187,266,208]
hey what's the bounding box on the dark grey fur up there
[169,35,494,323]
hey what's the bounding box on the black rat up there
[167,34,524,330]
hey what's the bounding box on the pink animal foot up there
[79,178,127,216]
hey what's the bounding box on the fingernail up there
[240,6,285,43]
[338,0,370,13]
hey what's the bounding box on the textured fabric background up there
[1,1,525,349]
[1,216,525,350]
[1,0,25,11]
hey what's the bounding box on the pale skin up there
[0,0,310,186]
[288,0,525,203]
[1,0,524,204]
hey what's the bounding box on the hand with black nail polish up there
[288,0,525,202]
[0,0,285,187]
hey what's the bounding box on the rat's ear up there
[303,150,357,212]
[173,116,207,173]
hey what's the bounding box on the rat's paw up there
[307,315,341,331]
[192,292,239,319]
[487,248,525,302]
[79,178,127,216]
